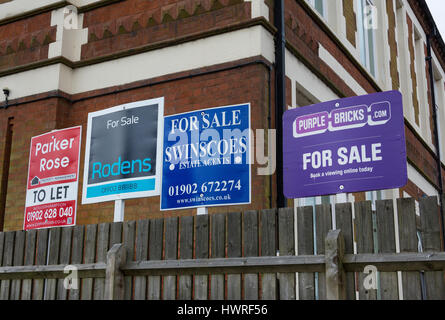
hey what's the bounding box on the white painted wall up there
[0,0,104,22]
[0,25,275,101]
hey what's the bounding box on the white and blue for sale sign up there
[161,103,251,210]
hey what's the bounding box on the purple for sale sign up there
[283,90,407,198]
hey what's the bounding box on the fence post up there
[105,243,126,300]
[325,229,346,300]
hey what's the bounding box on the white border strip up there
[318,44,368,96]
[0,26,274,103]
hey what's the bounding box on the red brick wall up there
[81,0,251,60]
[343,0,356,47]
[400,179,424,200]
[387,0,400,90]
[405,123,442,189]
[0,97,64,230]
[0,12,56,72]
[406,15,420,126]
[0,59,272,230]
[284,0,377,98]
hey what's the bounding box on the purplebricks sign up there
[283,90,407,198]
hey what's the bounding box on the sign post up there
[283,90,407,198]
[114,199,125,222]
[82,98,164,221]
[23,126,82,230]
[161,103,251,211]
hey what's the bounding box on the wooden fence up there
[0,197,444,300]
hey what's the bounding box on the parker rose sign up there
[283,90,407,198]
[24,126,81,230]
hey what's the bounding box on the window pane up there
[321,195,330,205]
[315,0,324,16]
[367,27,376,76]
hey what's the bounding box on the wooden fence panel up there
[315,204,332,300]
[123,221,135,300]
[0,231,15,300]
[397,198,422,300]
[81,224,97,300]
[419,197,445,300]
[354,201,376,300]
[45,228,61,300]
[57,227,74,300]
[0,198,445,301]
[260,209,277,300]
[0,232,3,298]
[134,219,149,300]
[56,226,72,300]
[22,229,37,300]
[227,212,242,299]
[109,222,122,248]
[243,211,259,300]
[163,217,178,300]
[0,232,4,266]
[278,208,295,300]
[10,231,25,300]
[335,203,355,300]
[375,200,398,300]
[297,206,315,300]
[227,212,242,300]
[210,213,226,300]
[32,228,48,300]
[178,216,193,300]
[69,225,84,300]
[147,219,163,300]
[93,223,110,300]
[194,215,209,300]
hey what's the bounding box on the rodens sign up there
[82,98,164,204]
[283,90,407,198]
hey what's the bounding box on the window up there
[434,78,445,162]
[356,0,377,77]
[307,0,325,17]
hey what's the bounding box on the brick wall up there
[406,15,420,126]
[81,0,250,60]
[0,12,56,72]
[405,123,442,189]
[387,0,400,90]
[342,0,356,47]
[399,178,428,200]
[0,59,272,230]
[285,0,377,98]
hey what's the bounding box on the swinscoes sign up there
[82,98,164,204]
[24,126,81,230]
[161,104,251,210]
[283,90,407,198]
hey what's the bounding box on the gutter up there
[274,0,286,209]
[426,26,445,250]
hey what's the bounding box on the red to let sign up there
[23,126,81,230]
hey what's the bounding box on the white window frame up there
[356,0,377,78]
[307,0,326,18]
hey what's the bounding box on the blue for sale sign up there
[161,103,251,210]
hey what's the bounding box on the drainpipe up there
[274,0,286,209]
[426,25,445,250]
